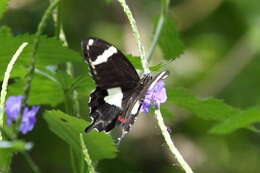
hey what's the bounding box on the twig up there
[117,0,150,74]
[80,134,96,173]
[0,42,28,141]
[155,109,193,173]
[23,0,60,105]
[146,0,169,62]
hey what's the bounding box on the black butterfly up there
[81,38,169,139]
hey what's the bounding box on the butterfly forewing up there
[81,38,140,89]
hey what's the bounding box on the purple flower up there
[141,81,167,113]
[5,95,40,134]
[5,96,23,125]
[19,106,40,134]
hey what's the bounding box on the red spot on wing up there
[118,115,128,123]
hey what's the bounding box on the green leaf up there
[210,107,260,134]
[150,63,163,71]
[0,140,32,172]
[0,29,82,80]
[0,0,8,19]
[126,54,142,70]
[167,87,240,121]
[44,110,117,161]
[158,17,184,60]
[126,54,163,72]
[8,74,64,106]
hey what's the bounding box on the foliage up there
[158,17,184,60]
[0,0,260,173]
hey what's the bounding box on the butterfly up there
[81,38,169,139]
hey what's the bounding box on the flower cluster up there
[5,96,40,134]
[141,81,167,113]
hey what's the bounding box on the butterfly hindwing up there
[85,87,123,132]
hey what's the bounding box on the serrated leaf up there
[167,87,240,121]
[158,17,184,60]
[210,107,260,134]
[44,110,117,161]
[0,0,8,19]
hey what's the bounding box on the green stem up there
[51,0,80,117]
[70,147,78,173]
[0,42,28,141]
[80,134,96,173]
[21,152,41,173]
[146,0,169,62]
[155,109,193,173]
[23,0,60,105]
[117,0,150,74]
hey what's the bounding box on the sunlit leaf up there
[44,110,117,161]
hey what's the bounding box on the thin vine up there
[23,0,60,105]
[80,134,96,173]
[0,42,28,141]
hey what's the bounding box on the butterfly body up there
[81,38,169,136]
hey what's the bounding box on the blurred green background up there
[1,0,260,172]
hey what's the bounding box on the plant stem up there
[51,0,80,117]
[70,147,78,173]
[80,133,96,173]
[0,42,28,141]
[21,152,41,173]
[155,109,193,173]
[23,0,60,105]
[117,0,150,74]
[146,0,169,62]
